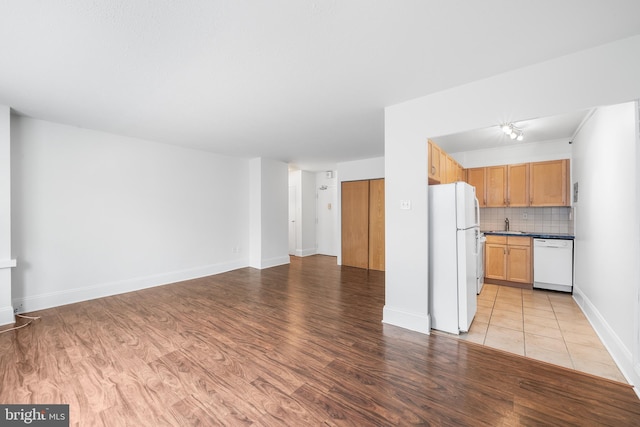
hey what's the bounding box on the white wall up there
[384,35,640,388]
[249,157,289,269]
[338,157,384,182]
[452,138,573,168]
[11,116,251,313]
[336,157,384,265]
[0,106,14,325]
[316,170,338,256]
[571,102,639,386]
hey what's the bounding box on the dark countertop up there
[482,231,575,240]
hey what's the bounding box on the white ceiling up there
[1,1,640,171]
[432,109,592,154]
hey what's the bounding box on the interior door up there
[288,185,297,255]
[368,179,385,271]
[341,180,369,269]
[317,185,337,256]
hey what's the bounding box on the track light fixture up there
[500,123,524,141]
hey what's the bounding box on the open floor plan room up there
[1,255,638,425]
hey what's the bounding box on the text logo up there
[0,405,69,426]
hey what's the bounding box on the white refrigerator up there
[429,182,479,334]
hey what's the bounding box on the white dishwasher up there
[533,239,574,292]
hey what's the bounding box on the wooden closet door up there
[368,179,385,271]
[342,180,370,269]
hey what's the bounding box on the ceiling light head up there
[500,122,523,142]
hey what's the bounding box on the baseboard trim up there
[295,248,317,257]
[256,255,291,270]
[12,259,248,315]
[0,306,15,326]
[572,287,640,394]
[484,278,532,289]
[382,305,431,335]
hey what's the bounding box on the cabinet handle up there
[432,166,435,174]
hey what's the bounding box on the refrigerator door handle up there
[474,196,480,227]
[474,229,479,255]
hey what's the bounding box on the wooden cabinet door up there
[485,243,507,280]
[486,165,507,207]
[457,164,466,182]
[446,156,456,183]
[506,245,531,283]
[466,167,486,207]
[368,179,385,271]
[428,140,442,183]
[439,150,447,183]
[530,160,569,206]
[341,181,370,269]
[507,163,529,207]
[428,141,434,180]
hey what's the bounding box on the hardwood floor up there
[1,255,639,426]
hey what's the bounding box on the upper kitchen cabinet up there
[466,167,486,207]
[486,164,529,207]
[507,163,529,207]
[456,164,465,182]
[428,140,443,184]
[530,160,570,206]
[428,139,464,185]
[477,160,569,207]
[446,155,457,184]
[486,166,507,207]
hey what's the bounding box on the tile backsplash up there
[480,207,574,234]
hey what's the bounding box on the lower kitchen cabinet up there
[485,235,532,284]
[486,237,507,280]
[506,238,531,283]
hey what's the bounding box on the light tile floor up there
[456,284,626,383]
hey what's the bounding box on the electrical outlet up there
[13,303,23,314]
[522,213,528,220]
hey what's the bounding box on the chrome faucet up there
[505,217,510,231]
